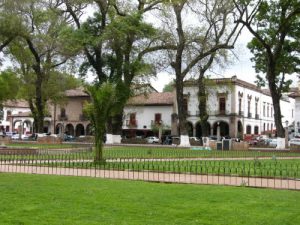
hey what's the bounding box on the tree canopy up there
[235,0,300,137]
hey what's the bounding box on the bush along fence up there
[0,146,300,190]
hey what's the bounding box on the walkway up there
[0,164,299,190]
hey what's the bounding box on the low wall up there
[0,136,11,145]
[37,136,62,144]
[209,140,249,151]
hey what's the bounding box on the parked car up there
[11,134,20,140]
[5,132,17,137]
[146,136,159,144]
[289,138,300,146]
[64,134,75,142]
[21,134,29,140]
[189,137,201,142]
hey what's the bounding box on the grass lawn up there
[4,144,300,160]
[0,173,299,225]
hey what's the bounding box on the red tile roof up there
[65,87,89,97]
[126,92,175,106]
[3,100,29,108]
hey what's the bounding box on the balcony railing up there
[255,114,259,120]
[126,120,137,128]
[219,110,226,115]
[79,114,88,121]
[151,120,162,126]
[238,111,244,116]
[248,113,252,118]
[58,115,68,121]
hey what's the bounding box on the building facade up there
[0,77,296,139]
[183,76,294,139]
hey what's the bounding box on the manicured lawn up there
[4,143,300,160]
[7,143,80,149]
[0,173,299,225]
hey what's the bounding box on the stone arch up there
[186,121,193,137]
[86,124,94,135]
[196,121,211,137]
[55,123,63,135]
[213,121,230,137]
[44,120,51,133]
[65,124,74,136]
[23,120,33,134]
[237,120,243,138]
[13,120,22,132]
[75,124,85,137]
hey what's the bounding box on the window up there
[271,124,273,132]
[271,106,273,117]
[183,98,188,114]
[154,113,162,124]
[238,98,242,113]
[255,102,258,115]
[219,97,226,113]
[130,113,136,125]
[6,110,11,121]
[247,100,251,114]
[254,126,259,135]
[267,104,269,117]
[246,125,251,134]
[263,123,266,132]
[61,108,66,117]
[263,103,266,117]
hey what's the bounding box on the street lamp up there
[285,120,289,149]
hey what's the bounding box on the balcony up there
[255,114,259,120]
[238,110,244,116]
[126,119,137,128]
[151,120,162,126]
[58,115,68,121]
[219,110,226,116]
[79,114,88,121]
[248,113,252,118]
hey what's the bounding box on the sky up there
[149,28,299,92]
[150,30,256,92]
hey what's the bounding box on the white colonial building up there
[183,76,295,139]
[123,92,176,137]
[0,100,32,133]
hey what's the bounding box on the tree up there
[64,0,165,140]
[234,0,300,138]
[0,1,24,60]
[159,0,242,145]
[162,81,175,92]
[85,82,118,163]
[0,69,19,103]
[7,0,77,133]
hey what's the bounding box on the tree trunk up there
[35,74,45,133]
[198,73,209,137]
[267,62,285,137]
[173,3,188,136]
[175,76,188,135]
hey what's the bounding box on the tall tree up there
[64,0,165,141]
[159,0,242,145]
[234,0,300,138]
[85,82,118,163]
[0,70,20,103]
[0,1,24,60]
[7,0,77,133]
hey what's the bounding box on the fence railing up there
[0,147,300,190]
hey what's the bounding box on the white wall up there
[123,105,173,130]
